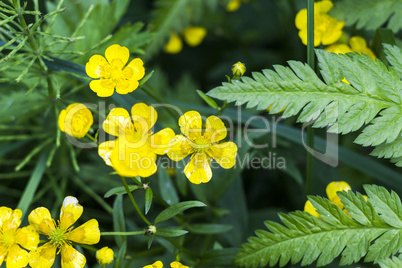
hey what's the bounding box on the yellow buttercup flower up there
[0,207,39,268]
[232,61,246,77]
[164,26,207,54]
[167,111,237,184]
[28,196,100,268]
[182,26,207,47]
[86,44,145,97]
[98,103,175,178]
[144,260,163,268]
[96,247,114,265]
[326,36,375,60]
[295,0,344,46]
[164,32,183,54]
[170,261,189,268]
[58,103,93,138]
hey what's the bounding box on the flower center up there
[1,229,16,248]
[49,227,67,248]
[193,138,210,152]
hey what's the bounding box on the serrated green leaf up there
[155,200,206,224]
[378,255,402,268]
[331,0,402,33]
[363,185,402,228]
[207,48,402,166]
[104,185,139,198]
[235,186,402,267]
[155,228,188,237]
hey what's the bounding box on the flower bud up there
[96,247,114,265]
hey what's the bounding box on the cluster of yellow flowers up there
[144,260,189,268]
[295,0,375,60]
[59,44,238,184]
[164,26,207,54]
[0,196,104,268]
[304,181,367,218]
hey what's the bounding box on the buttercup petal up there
[204,115,227,143]
[164,32,183,54]
[206,141,237,169]
[67,219,100,245]
[184,153,212,184]
[179,111,202,141]
[167,135,193,161]
[61,244,86,268]
[0,207,13,227]
[326,44,353,54]
[59,103,93,138]
[6,244,28,268]
[321,21,343,45]
[298,29,308,46]
[58,110,67,132]
[295,9,307,30]
[315,0,333,13]
[125,58,145,81]
[131,103,158,134]
[98,141,116,166]
[2,208,22,231]
[350,36,376,60]
[28,207,55,235]
[182,26,207,47]
[15,225,39,251]
[304,200,319,217]
[150,128,176,155]
[89,80,115,97]
[226,0,241,12]
[110,141,157,178]
[326,181,351,209]
[144,260,164,268]
[115,79,139,95]
[105,44,129,67]
[171,261,189,268]
[59,196,83,230]
[28,243,56,268]
[103,108,132,137]
[0,245,7,267]
[85,55,107,79]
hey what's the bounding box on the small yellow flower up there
[326,181,351,209]
[144,260,163,268]
[295,0,344,46]
[164,27,207,54]
[58,103,93,138]
[167,111,237,184]
[170,261,189,268]
[96,247,114,265]
[226,0,250,12]
[0,207,39,268]
[182,26,207,47]
[28,196,100,268]
[325,43,353,54]
[232,61,246,77]
[86,44,145,97]
[349,36,376,60]
[98,103,175,178]
[164,32,183,54]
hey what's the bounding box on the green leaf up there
[155,200,206,224]
[207,48,402,166]
[104,185,139,198]
[331,0,402,33]
[196,90,219,109]
[158,167,179,205]
[145,188,153,215]
[201,248,238,266]
[187,223,232,234]
[155,228,188,237]
[17,151,48,219]
[113,195,126,248]
[114,241,127,268]
[378,255,402,268]
[235,186,402,267]
[363,184,402,228]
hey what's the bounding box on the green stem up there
[120,176,151,225]
[100,231,144,236]
[305,0,315,196]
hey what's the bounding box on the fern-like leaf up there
[378,255,402,268]
[234,185,402,267]
[207,47,402,165]
[331,0,402,33]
